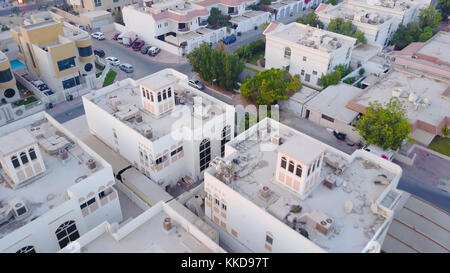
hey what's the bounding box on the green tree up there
[240,68,301,105]
[259,0,271,5]
[207,7,230,29]
[418,6,442,29]
[188,43,244,91]
[334,64,353,78]
[114,10,124,25]
[419,26,433,42]
[437,0,450,20]
[296,12,324,29]
[327,18,366,44]
[355,98,411,150]
[326,0,339,5]
[319,71,341,89]
[442,126,450,137]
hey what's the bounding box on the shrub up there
[359,68,365,76]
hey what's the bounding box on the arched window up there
[145,90,150,100]
[288,161,294,173]
[29,148,37,161]
[168,88,172,97]
[20,152,28,165]
[307,166,311,177]
[157,92,162,102]
[199,138,211,172]
[162,89,167,100]
[11,156,20,168]
[312,161,316,172]
[150,92,154,102]
[280,157,287,169]
[55,220,80,249]
[316,157,320,169]
[16,245,36,253]
[296,165,302,177]
[284,47,291,59]
[142,88,145,98]
[221,125,231,157]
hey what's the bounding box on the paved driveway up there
[91,32,194,80]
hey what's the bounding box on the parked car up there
[31,80,49,91]
[131,40,145,51]
[147,46,160,56]
[112,33,120,40]
[105,56,120,66]
[91,32,105,40]
[140,45,151,54]
[333,130,346,141]
[188,79,205,90]
[222,35,236,45]
[94,49,105,58]
[119,63,134,73]
[362,145,395,161]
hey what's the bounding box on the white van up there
[362,145,395,161]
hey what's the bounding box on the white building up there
[59,200,226,253]
[0,111,123,253]
[317,0,427,48]
[123,0,270,55]
[203,118,405,252]
[264,22,356,88]
[83,68,235,191]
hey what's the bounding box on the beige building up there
[11,19,96,99]
[0,51,20,104]
[69,0,138,14]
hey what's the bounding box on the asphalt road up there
[90,35,193,80]
[397,174,450,213]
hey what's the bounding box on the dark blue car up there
[223,35,236,45]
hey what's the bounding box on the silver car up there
[119,63,134,73]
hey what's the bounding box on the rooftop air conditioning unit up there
[270,134,281,145]
[260,186,270,198]
[9,198,30,220]
[86,159,97,170]
[163,217,172,231]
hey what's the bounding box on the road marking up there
[411,195,449,216]
[402,205,450,232]
[386,233,420,253]
[393,218,449,252]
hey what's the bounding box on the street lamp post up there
[212,78,217,89]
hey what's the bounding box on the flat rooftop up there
[348,0,419,13]
[207,119,401,252]
[267,22,356,54]
[82,210,214,252]
[0,115,104,239]
[305,83,361,123]
[320,3,393,26]
[416,32,450,65]
[84,69,230,141]
[349,69,450,126]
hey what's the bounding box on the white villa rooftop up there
[206,118,403,252]
[416,31,450,65]
[267,22,356,54]
[60,201,226,253]
[84,69,231,141]
[0,113,105,239]
[320,3,393,26]
[349,69,450,126]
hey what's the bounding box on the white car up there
[362,145,395,161]
[91,32,105,40]
[105,56,120,66]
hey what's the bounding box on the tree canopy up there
[207,8,230,29]
[326,0,339,5]
[355,98,411,150]
[296,12,324,29]
[319,64,353,88]
[437,0,450,20]
[187,43,244,91]
[392,7,442,49]
[240,68,301,105]
[327,18,367,44]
